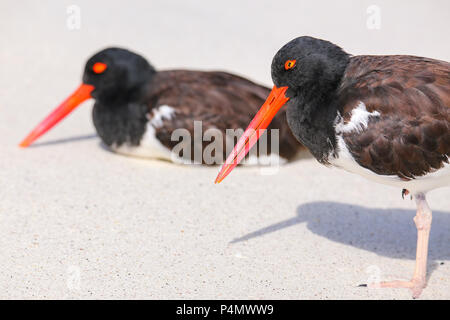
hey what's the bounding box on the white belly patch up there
[110,105,289,165]
[330,101,450,194]
[111,105,176,161]
[112,123,174,161]
[330,136,450,194]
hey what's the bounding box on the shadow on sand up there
[231,201,450,263]
[29,133,98,148]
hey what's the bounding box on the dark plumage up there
[21,47,303,163]
[270,37,450,181]
[272,37,351,163]
[217,36,449,298]
[93,69,300,162]
[338,55,450,179]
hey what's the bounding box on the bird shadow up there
[28,133,98,148]
[231,201,450,263]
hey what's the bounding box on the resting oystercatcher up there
[216,36,449,298]
[19,47,302,164]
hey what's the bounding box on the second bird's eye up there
[93,62,107,74]
[284,59,296,70]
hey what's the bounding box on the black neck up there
[286,90,339,163]
[92,88,151,147]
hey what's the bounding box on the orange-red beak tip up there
[18,84,94,149]
[19,135,33,148]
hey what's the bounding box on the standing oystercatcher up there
[216,36,449,298]
[19,47,302,164]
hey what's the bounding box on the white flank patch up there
[330,134,450,195]
[111,105,177,161]
[149,105,176,128]
[112,124,174,161]
[335,101,380,134]
[330,100,450,194]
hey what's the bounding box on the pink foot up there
[369,278,426,298]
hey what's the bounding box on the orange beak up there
[19,84,95,147]
[215,85,289,183]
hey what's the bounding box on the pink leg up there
[370,193,432,298]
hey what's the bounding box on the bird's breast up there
[109,105,177,161]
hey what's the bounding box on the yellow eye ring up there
[284,59,296,70]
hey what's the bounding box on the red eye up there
[93,62,107,74]
[284,59,296,70]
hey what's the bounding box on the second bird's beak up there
[215,85,289,183]
[19,84,95,147]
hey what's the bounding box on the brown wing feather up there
[145,70,301,163]
[337,55,450,178]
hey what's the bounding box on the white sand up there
[0,0,449,299]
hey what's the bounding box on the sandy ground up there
[0,0,449,299]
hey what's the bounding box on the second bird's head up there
[20,47,155,147]
[83,48,155,102]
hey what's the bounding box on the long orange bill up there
[19,84,95,147]
[215,85,289,183]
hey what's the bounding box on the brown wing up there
[145,70,301,163]
[337,55,450,179]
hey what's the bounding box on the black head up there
[271,36,350,99]
[19,47,156,148]
[83,47,156,103]
[214,37,352,182]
